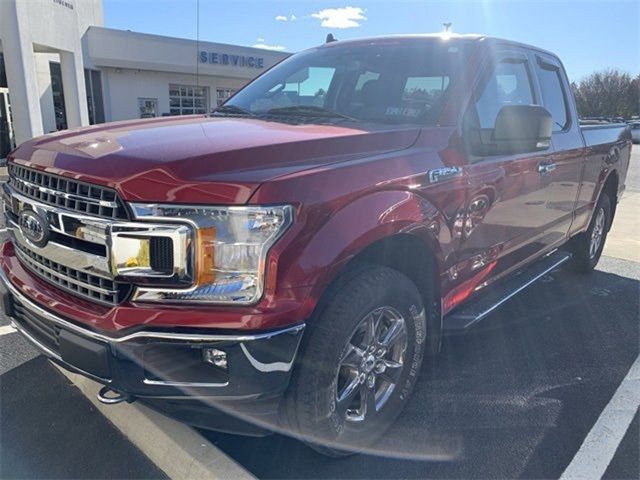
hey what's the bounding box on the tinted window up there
[280,66,336,105]
[354,71,380,91]
[475,60,534,128]
[403,76,450,105]
[224,43,472,125]
[537,61,569,131]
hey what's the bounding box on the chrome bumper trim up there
[0,266,304,344]
[142,378,229,388]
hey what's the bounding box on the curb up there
[55,366,256,480]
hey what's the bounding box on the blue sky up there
[103,0,639,81]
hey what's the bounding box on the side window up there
[537,60,569,132]
[475,60,535,128]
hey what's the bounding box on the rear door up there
[530,52,583,246]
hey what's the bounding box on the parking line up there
[560,354,640,479]
[55,366,255,480]
[0,325,16,336]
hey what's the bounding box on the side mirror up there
[469,105,553,156]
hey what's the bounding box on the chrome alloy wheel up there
[334,306,408,423]
[590,207,606,259]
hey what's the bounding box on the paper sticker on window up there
[386,107,422,118]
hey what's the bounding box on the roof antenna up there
[441,22,453,40]
[326,33,337,43]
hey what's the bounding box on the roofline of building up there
[86,25,293,56]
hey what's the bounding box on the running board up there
[444,250,572,331]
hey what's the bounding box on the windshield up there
[221,41,472,125]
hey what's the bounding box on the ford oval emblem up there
[18,209,49,248]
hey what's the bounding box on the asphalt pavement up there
[1,357,168,479]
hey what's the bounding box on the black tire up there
[567,192,611,273]
[284,265,432,456]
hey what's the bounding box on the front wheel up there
[567,192,611,272]
[284,265,429,456]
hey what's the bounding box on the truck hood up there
[10,116,421,204]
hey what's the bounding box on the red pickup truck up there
[1,34,631,455]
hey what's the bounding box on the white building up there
[0,0,290,158]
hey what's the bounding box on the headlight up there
[130,204,293,304]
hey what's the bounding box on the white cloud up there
[275,14,297,22]
[311,6,366,29]
[252,42,286,51]
[257,37,265,42]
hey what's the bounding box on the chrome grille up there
[8,164,129,220]
[14,241,130,306]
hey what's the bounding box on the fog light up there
[202,348,227,369]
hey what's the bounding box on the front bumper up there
[0,267,304,432]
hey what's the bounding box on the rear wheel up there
[285,265,430,456]
[567,192,611,273]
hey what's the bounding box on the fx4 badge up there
[428,166,463,184]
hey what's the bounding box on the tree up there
[571,69,639,119]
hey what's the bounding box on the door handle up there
[537,162,556,175]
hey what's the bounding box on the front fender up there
[274,190,447,294]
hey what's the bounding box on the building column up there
[59,50,89,128]
[0,1,43,144]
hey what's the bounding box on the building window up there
[0,53,7,88]
[84,69,105,124]
[138,98,158,118]
[216,88,237,107]
[169,84,208,115]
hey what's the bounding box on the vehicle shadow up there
[202,261,639,479]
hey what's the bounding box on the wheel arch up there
[309,233,444,355]
[601,169,619,230]
[285,189,448,351]
[348,233,441,310]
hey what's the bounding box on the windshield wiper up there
[265,105,359,122]
[210,104,256,117]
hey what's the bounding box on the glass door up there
[0,87,15,159]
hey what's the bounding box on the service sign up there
[199,51,265,69]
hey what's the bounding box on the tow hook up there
[97,385,135,405]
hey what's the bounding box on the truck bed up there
[581,123,631,147]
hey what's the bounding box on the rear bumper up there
[0,266,304,433]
